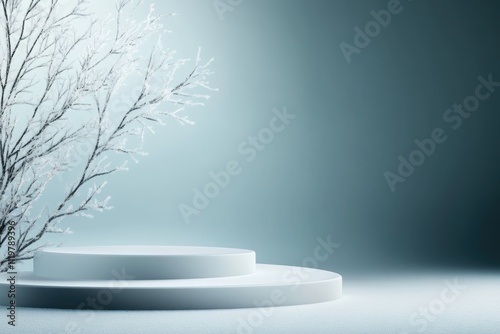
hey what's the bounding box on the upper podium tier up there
[34,246,256,280]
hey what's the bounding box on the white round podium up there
[34,246,256,279]
[0,246,342,310]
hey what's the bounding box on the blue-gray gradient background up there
[29,0,500,275]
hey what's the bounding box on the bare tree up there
[0,0,215,271]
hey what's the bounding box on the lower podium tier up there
[0,264,342,310]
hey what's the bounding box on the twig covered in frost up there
[0,0,216,271]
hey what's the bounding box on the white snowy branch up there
[0,0,215,271]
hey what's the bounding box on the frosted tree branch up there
[0,0,215,271]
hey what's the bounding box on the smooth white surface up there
[34,246,256,280]
[0,264,342,309]
[37,246,252,255]
[1,273,498,333]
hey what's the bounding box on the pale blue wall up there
[29,0,500,274]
